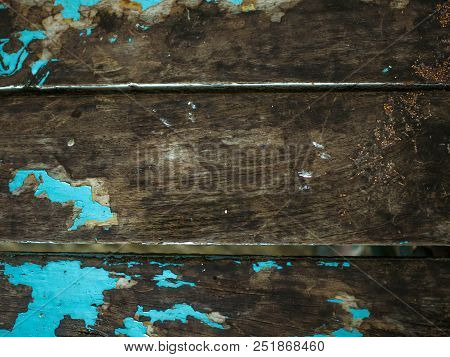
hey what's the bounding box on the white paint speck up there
[67,138,75,147]
[297,170,313,178]
[320,152,332,160]
[224,209,228,214]
[159,118,171,127]
[312,141,324,149]
[299,184,310,191]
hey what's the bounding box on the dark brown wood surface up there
[0,255,448,337]
[0,91,448,245]
[0,0,448,86]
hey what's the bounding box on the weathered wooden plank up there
[0,255,448,336]
[0,91,448,246]
[0,0,448,86]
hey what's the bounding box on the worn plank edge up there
[0,82,448,95]
[0,243,448,257]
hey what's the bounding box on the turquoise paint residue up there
[54,0,100,21]
[349,308,370,320]
[318,261,350,268]
[37,71,50,86]
[332,328,363,337]
[149,261,183,267]
[80,28,93,36]
[0,260,117,337]
[115,318,148,337]
[136,23,150,31]
[30,59,48,75]
[128,37,133,43]
[137,303,224,329]
[0,3,7,10]
[127,261,141,268]
[252,260,283,273]
[286,262,293,267]
[132,0,163,11]
[399,241,409,245]
[233,260,241,264]
[0,30,46,77]
[108,36,118,44]
[382,65,392,74]
[9,169,115,231]
[327,298,344,304]
[228,0,243,4]
[153,269,196,289]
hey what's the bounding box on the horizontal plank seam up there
[0,243,448,257]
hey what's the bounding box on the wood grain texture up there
[0,91,448,245]
[0,0,448,86]
[0,255,449,336]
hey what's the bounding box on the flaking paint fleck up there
[149,261,183,267]
[153,269,196,288]
[318,261,350,268]
[252,260,283,272]
[115,303,225,336]
[0,260,117,337]
[54,0,101,21]
[9,169,116,231]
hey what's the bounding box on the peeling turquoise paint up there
[149,261,183,267]
[108,36,118,44]
[0,260,117,337]
[349,308,370,320]
[54,0,101,21]
[0,3,7,10]
[9,169,115,231]
[0,30,46,77]
[115,303,224,336]
[30,59,48,75]
[382,65,392,74]
[286,262,293,267]
[252,260,283,272]
[153,269,196,288]
[115,318,148,337]
[318,261,350,268]
[80,28,93,36]
[313,297,371,337]
[331,328,363,337]
[127,261,141,268]
[327,298,344,304]
[233,260,241,264]
[206,0,243,4]
[133,0,163,11]
[37,71,50,86]
[138,304,224,329]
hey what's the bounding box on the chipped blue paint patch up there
[80,28,93,36]
[127,261,141,268]
[332,328,363,337]
[138,304,224,329]
[286,261,293,267]
[252,260,283,272]
[0,3,7,10]
[349,308,370,320]
[149,261,183,267]
[132,0,163,11]
[108,36,118,44]
[54,0,101,21]
[0,30,46,77]
[318,261,350,268]
[153,269,196,289]
[382,65,392,74]
[327,298,344,304]
[312,297,371,337]
[30,59,48,75]
[9,169,115,231]
[115,303,224,336]
[0,260,117,337]
[115,318,148,337]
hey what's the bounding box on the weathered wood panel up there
[0,91,448,245]
[0,255,448,336]
[0,0,448,86]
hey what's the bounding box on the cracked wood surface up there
[0,91,448,245]
[0,0,448,86]
[0,255,448,336]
